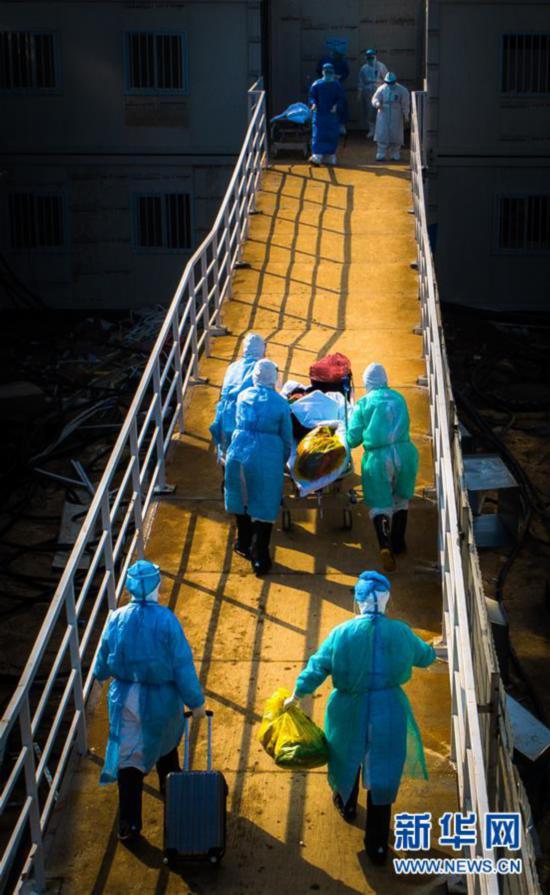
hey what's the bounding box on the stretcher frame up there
[281,465,358,532]
[270,119,311,159]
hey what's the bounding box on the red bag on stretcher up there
[309,353,352,394]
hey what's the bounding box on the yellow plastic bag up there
[258,688,329,770]
[294,425,347,483]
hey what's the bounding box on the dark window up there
[9,194,64,249]
[502,34,550,94]
[498,196,550,252]
[127,33,187,92]
[0,32,57,90]
[136,194,191,250]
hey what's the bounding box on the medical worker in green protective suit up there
[285,571,436,865]
[346,363,419,571]
[94,560,205,842]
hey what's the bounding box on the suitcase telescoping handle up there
[183,709,214,772]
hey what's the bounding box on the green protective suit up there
[346,387,419,513]
[294,614,435,804]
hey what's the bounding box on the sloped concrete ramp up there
[48,140,456,895]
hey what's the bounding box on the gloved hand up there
[283,693,299,711]
[191,703,206,720]
[330,104,337,114]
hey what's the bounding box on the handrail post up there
[223,206,232,297]
[100,491,117,611]
[188,269,200,379]
[200,251,211,357]
[20,696,46,892]
[236,179,244,265]
[65,580,87,755]
[211,229,222,321]
[171,312,185,434]
[129,417,146,556]
[152,356,167,491]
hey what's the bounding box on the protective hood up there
[242,333,266,361]
[253,358,278,388]
[363,363,388,391]
[354,570,391,615]
[126,560,161,601]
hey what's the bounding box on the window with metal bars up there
[0,31,58,90]
[501,34,550,94]
[126,32,188,93]
[8,193,65,250]
[135,194,192,251]
[498,196,550,253]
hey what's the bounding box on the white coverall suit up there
[371,82,410,161]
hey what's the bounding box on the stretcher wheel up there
[342,508,353,531]
[282,509,292,532]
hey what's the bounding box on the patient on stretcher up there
[281,381,352,497]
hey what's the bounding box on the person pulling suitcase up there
[93,560,206,842]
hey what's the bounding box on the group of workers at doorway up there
[93,331,438,869]
[309,45,410,166]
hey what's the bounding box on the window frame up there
[132,191,193,254]
[0,30,62,94]
[494,193,550,256]
[124,30,189,96]
[7,190,68,253]
[500,32,550,97]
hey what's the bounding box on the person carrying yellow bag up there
[284,570,436,866]
[258,688,328,770]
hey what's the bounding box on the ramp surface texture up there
[49,140,456,894]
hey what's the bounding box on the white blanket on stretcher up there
[288,390,352,497]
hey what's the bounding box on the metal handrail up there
[411,90,540,895]
[0,79,267,894]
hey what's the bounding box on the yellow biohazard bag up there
[258,688,329,769]
[294,425,347,483]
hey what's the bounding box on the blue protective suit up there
[294,614,435,804]
[224,385,293,522]
[309,78,347,156]
[94,600,204,784]
[210,355,260,460]
[346,387,419,514]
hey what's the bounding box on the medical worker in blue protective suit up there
[285,571,436,865]
[372,72,410,161]
[210,333,266,463]
[308,63,347,167]
[224,359,292,575]
[346,363,419,572]
[316,43,350,135]
[94,560,205,842]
